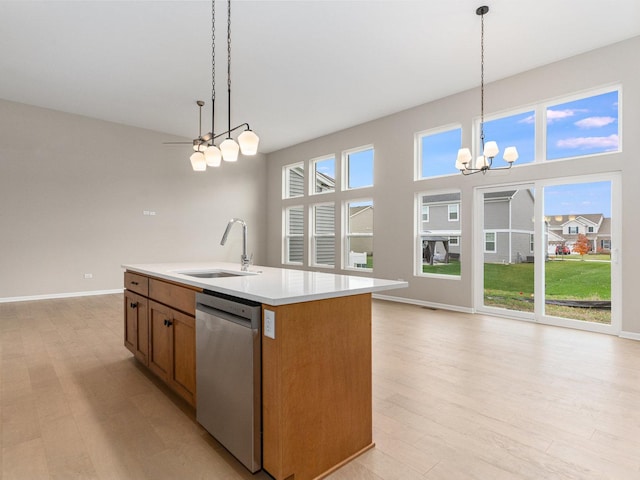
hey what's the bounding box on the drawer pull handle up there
[130,302,138,309]
[164,319,173,327]
[131,281,139,286]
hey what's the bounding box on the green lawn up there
[422,260,461,275]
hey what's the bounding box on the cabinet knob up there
[131,281,139,286]
[166,320,173,327]
[130,302,138,309]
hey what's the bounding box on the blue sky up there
[544,181,611,218]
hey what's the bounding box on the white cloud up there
[575,116,616,129]
[518,115,535,124]
[546,108,587,123]
[556,134,619,150]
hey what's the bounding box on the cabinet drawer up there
[149,278,198,316]
[124,271,149,296]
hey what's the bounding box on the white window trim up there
[283,205,304,265]
[282,162,305,199]
[414,123,462,181]
[344,198,373,271]
[448,203,459,222]
[310,202,336,268]
[342,145,374,192]
[309,154,336,196]
[484,231,497,253]
[542,84,621,163]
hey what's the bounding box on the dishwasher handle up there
[197,303,258,330]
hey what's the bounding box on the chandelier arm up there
[213,122,251,141]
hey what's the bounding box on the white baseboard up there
[619,330,640,341]
[0,289,123,304]
[372,293,474,314]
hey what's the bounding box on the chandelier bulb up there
[220,138,240,162]
[190,151,207,171]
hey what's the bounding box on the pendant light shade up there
[205,145,222,167]
[220,138,240,162]
[190,151,207,171]
[238,129,260,155]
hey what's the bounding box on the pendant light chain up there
[226,0,232,137]
[479,9,485,150]
[211,0,216,139]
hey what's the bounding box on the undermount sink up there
[174,269,259,279]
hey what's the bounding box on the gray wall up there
[0,99,267,299]
[265,36,640,335]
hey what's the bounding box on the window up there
[530,233,535,253]
[546,90,619,161]
[600,239,611,249]
[421,205,429,228]
[344,146,374,190]
[346,200,373,269]
[416,126,462,179]
[311,203,335,267]
[481,110,535,166]
[311,156,335,194]
[417,191,461,277]
[284,206,304,264]
[448,204,459,221]
[283,163,304,198]
[588,226,595,233]
[485,232,496,253]
[568,226,579,234]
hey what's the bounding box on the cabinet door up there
[168,309,196,407]
[148,300,172,382]
[124,291,148,365]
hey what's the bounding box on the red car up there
[555,245,570,255]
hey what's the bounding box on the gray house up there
[421,189,535,265]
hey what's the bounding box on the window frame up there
[309,155,336,196]
[342,145,374,191]
[448,204,459,222]
[414,124,463,180]
[310,202,336,268]
[283,205,304,265]
[415,189,462,279]
[543,86,621,163]
[484,231,497,253]
[282,162,305,199]
[344,198,374,271]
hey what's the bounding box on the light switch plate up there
[264,310,275,339]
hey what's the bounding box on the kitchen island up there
[122,262,407,480]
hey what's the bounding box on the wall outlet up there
[83,273,93,279]
[264,310,276,339]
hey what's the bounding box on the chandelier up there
[455,6,518,175]
[190,0,259,171]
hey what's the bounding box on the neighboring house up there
[546,214,611,253]
[349,205,373,255]
[421,189,536,264]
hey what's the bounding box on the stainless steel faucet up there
[220,218,252,271]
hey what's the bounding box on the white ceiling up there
[1,1,639,153]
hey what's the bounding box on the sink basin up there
[183,271,242,279]
[173,269,259,279]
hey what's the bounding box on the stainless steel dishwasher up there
[195,291,262,473]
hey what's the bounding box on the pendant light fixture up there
[190,0,259,172]
[455,6,518,175]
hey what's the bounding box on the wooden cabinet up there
[124,290,149,365]
[262,293,373,480]
[124,271,200,407]
[148,300,196,406]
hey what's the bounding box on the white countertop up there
[122,261,407,306]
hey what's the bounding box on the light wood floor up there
[1,295,639,479]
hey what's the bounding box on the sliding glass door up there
[476,174,620,334]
